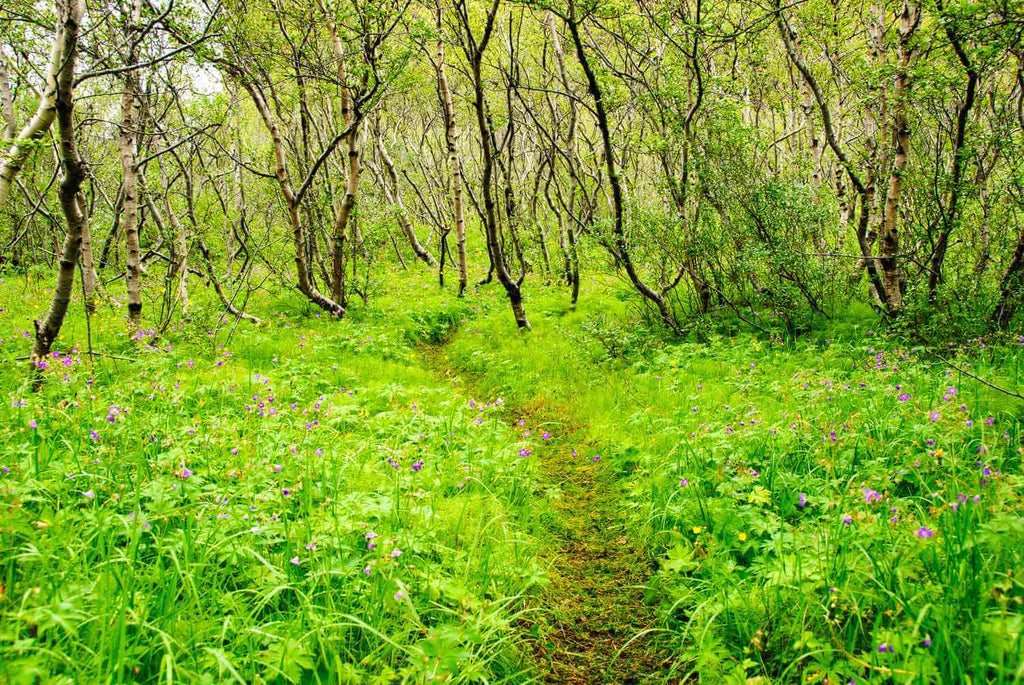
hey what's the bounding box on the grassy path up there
[421,344,676,684]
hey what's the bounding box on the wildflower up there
[394,591,404,600]
[692,526,702,534]
[915,526,934,539]
[274,464,283,473]
[29,419,37,429]
[542,431,551,441]
[898,392,911,402]
[798,493,807,509]
[592,454,600,463]
[363,566,371,575]
[679,478,689,487]
[863,488,882,503]
[518,448,532,458]
[922,636,932,647]
[390,549,402,558]
[929,411,940,423]
[178,468,193,479]
[290,556,301,566]
[282,488,291,497]
[877,643,894,653]
[305,542,317,551]
[842,515,852,525]
[737,532,747,541]
[82,490,95,499]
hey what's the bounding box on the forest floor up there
[4,274,1021,684]
[422,343,676,684]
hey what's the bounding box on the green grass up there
[441,279,1024,683]
[0,273,546,683]
[0,268,1021,683]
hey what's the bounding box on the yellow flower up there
[738,532,747,541]
[692,526,703,534]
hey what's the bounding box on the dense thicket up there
[1,0,1022,353]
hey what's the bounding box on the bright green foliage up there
[0,277,546,683]
[442,280,1024,683]
[1,271,1021,683]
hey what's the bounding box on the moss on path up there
[421,345,678,684]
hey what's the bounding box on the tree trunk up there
[777,1,893,314]
[0,8,66,208]
[566,4,676,331]
[240,80,343,315]
[462,0,530,329]
[228,85,243,279]
[324,16,363,304]
[197,238,260,323]
[437,1,468,296]
[119,0,144,334]
[98,184,124,270]
[547,12,582,305]
[928,3,978,300]
[876,2,920,313]
[0,54,15,141]
[78,193,100,312]
[33,0,85,371]
[375,130,435,266]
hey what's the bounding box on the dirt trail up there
[423,346,677,684]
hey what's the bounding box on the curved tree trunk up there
[375,130,436,266]
[565,4,676,331]
[928,0,978,301]
[239,79,343,315]
[33,0,85,371]
[197,238,260,323]
[0,17,65,209]
[460,0,530,329]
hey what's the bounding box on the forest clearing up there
[1,0,1023,682]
